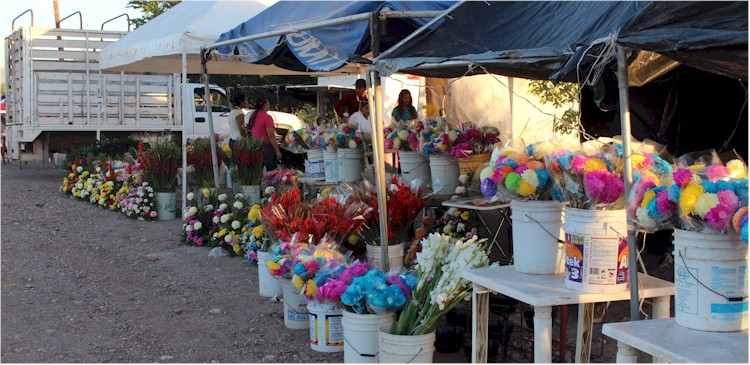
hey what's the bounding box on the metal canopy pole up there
[200,50,221,189]
[181,51,188,216]
[617,46,640,321]
[367,69,390,272]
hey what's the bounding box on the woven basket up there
[458,153,491,175]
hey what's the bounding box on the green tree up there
[528,80,580,135]
[127,1,181,28]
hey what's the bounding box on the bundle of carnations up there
[266,234,315,280]
[209,193,252,255]
[239,204,267,263]
[182,189,221,246]
[449,125,501,159]
[419,126,462,157]
[626,150,677,231]
[230,136,264,187]
[546,144,625,209]
[187,135,224,188]
[261,167,299,194]
[669,154,748,239]
[292,239,350,301]
[390,233,494,335]
[260,186,371,245]
[479,141,557,202]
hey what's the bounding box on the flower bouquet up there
[209,193,251,255]
[292,239,350,301]
[390,233,494,335]
[449,125,500,159]
[668,153,748,238]
[231,136,265,186]
[261,167,299,194]
[266,234,315,279]
[626,151,677,231]
[187,136,224,188]
[480,141,556,202]
[136,139,181,193]
[546,144,625,209]
[182,188,221,246]
[239,203,267,263]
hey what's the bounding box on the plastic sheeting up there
[373,1,747,82]
[215,1,453,72]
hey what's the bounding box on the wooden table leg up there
[576,303,595,363]
[615,341,638,363]
[561,305,568,362]
[534,305,553,363]
[472,283,489,363]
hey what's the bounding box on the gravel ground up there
[1,162,671,363]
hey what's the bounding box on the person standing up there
[348,101,371,143]
[391,89,418,122]
[228,91,248,164]
[334,79,368,123]
[246,97,282,172]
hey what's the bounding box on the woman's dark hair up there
[230,90,247,108]
[396,89,417,119]
[246,97,269,130]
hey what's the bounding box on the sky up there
[1,0,143,82]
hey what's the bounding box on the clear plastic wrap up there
[625,150,676,232]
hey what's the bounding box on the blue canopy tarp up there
[214,1,454,72]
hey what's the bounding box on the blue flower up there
[732,178,749,203]
[293,262,307,277]
[558,155,571,170]
[668,184,681,203]
[652,156,672,175]
[401,274,417,290]
[341,284,364,306]
[536,169,550,187]
[652,186,666,194]
[716,180,734,192]
[700,181,718,194]
[368,285,406,309]
[646,197,661,218]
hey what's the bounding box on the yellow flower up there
[252,226,264,238]
[631,153,646,169]
[679,182,704,214]
[248,208,261,221]
[293,275,305,291]
[233,243,241,255]
[68,173,75,178]
[347,235,359,245]
[306,280,317,297]
[693,193,718,218]
[321,187,332,197]
[517,180,537,196]
[461,211,470,220]
[424,104,437,116]
[222,143,232,156]
[583,158,608,174]
[640,190,657,209]
[267,261,280,271]
[218,228,227,238]
[202,189,210,198]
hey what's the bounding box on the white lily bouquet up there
[390,233,496,335]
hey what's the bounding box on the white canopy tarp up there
[99,0,347,75]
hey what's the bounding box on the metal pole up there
[367,69,390,272]
[200,49,221,189]
[617,46,640,321]
[181,51,188,216]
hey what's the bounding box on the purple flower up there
[672,168,693,189]
[655,190,676,215]
[705,205,733,231]
[463,129,483,142]
[584,171,623,204]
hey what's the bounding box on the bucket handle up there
[343,335,377,358]
[524,213,564,245]
[677,250,747,302]
[401,159,428,174]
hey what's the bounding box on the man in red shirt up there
[334,79,368,123]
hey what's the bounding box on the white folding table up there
[462,265,675,363]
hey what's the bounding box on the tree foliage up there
[528,80,580,135]
[127,1,181,29]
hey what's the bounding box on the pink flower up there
[585,171,623,204]
[304,260,320,275]
[486,134,500,145]
[571,155,588,174]
[387,274,411,299]
[463,129,483,141]
[450,142,473,158]
[703,165,730,183]
[515,166,529,175]
[317,279,349,302]
[338,262,369,284]
[673,168,693,188]
[717,189,740,212]
[656,190,676,215]
[705,205,733,231]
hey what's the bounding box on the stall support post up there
[617,46,640,321]
[367,69,391,272]
[200,49,221,189]
[181,51,188,217]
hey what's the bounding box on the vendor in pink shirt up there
[245,97,282,171]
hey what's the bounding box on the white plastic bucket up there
[511,199,565,274]
[308,301,344,352]
[428,155,460,195]
[337,148,364,182]
[280,278,309,329]
[673,229,748,332]
[155,192,177,220]
[342,311,394,363]
[257,251,282,298]
[378,325,435,363]
[306,149,325,180]
[239,185,261,205]
[399,151,431,189]
[323,150,339,182]
[366,243,404,271]
[562,208,628,293]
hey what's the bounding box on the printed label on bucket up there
[310,313,319,344]
[565,234,628,285]
[327,315,343,346]
[288,308,308,321]
[676,263,748,316]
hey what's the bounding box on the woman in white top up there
[348,101,371,143]
[228,90,249,164]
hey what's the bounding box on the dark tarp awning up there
[373,1,748,82]
[214,1,454,73]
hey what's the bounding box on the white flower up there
[457,222,466,232]
[235,193,244,200]
[212,216,220,224]
[447,208,457,216]
[219,203,228,211]
[231,220,241,230]
[220,214,230,224]
[193,222,202,230]
[185,226,193,232]
[224,235,233,243]
[455,186,467,195]
[76,166,83,173]
[205,204,214,211]
[443,225,452,234]
[458,174,469,184]
[233,201,243,209]
[218,194,227,202]
[265,187,275,195]
[187,192,195,201]
[188,207,198,216]
[107,181,114,187]
[149,193,154,197]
